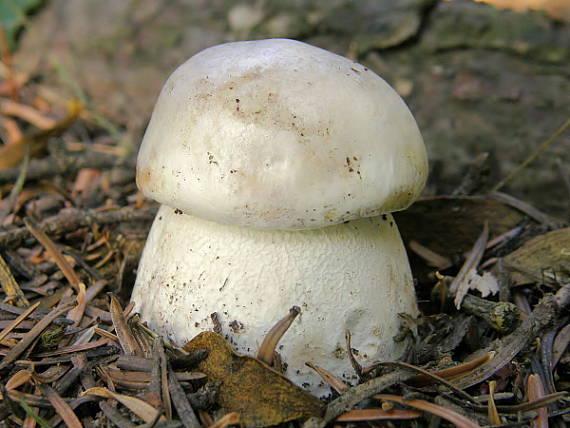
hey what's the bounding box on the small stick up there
[303,370,414,428]
[461,294,521,334]
[0,206,157,248]
[168,366,201,428]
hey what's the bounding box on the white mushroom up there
[131,39,428,395]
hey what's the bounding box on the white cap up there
[137,38,427,230]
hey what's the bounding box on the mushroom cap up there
[137,38,427,230]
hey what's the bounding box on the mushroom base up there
[131,205,418,395]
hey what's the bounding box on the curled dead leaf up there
[82,386,164,423]
[0,99,82,170]
[184,331,323,428]
[504,227,570,285]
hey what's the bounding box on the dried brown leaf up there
[487,381,501,425]
[0,139,43,170]
[0,301,39,342]
[1,390,51,407]
[40,384,83,428]
[33,337,109,357]
[526,374,548,428]
[498,391,568,413]
[0,303,73,370]
[415,352,495,385]
[99,401,137,428]
[67,281,87,326]
[408,240,452,269]
[210,412,240,428]
[552,324,570,367]
[157,339,172,420]
[372,361,479,405]
[0,99,82,170]
[504,227,570,285]
[306,362,349,394]
[31,364,70,383]
[94,326,119,342]
[375,394,481,428]
[257,306,300,365]
[5,369,32,390]
[82,386,164,423]
[184,331,323,427]
[168,366,200,428]
[109,293,143,357]
[450,222,489,308]
[24,219,82,291]
[2,117,23,143]
[0,99,56,129]
[335,408,421,422]
[0,253,29,306]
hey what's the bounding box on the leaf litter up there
[0,23,569,428]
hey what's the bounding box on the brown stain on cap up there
[136,168,153,192]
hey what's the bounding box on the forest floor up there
[0,1,569,427]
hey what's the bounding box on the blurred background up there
[2,0,569,216]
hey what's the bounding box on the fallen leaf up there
[0,253,29,306]
[6,370,32,390]
[408,352,495,387]
[109,293,143,357]
[375,394,482,428]
[0,301,39,342]
[40,384,83,428]
[168,367,200,428]
[526,374,548,428]
[0,303,72,370]
[336,408,421,422]
[257,306,300,365]
[0,99,56,129]
[184,331,323,428]
[24,219,82,291]
[210,412,240,428]
[487,381,501,425]
[465,271,500,298]
[503,227,570,285]
[0,99,81,170]
[451,222,489,308]
[306,362,349,394]
[552,324,570,367]
[395,196,526,257]
[82,386,164,423]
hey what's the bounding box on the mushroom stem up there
[132,205,418,395]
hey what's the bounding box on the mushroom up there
[132,39,427,394]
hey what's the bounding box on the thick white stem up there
[132,205,418,395]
